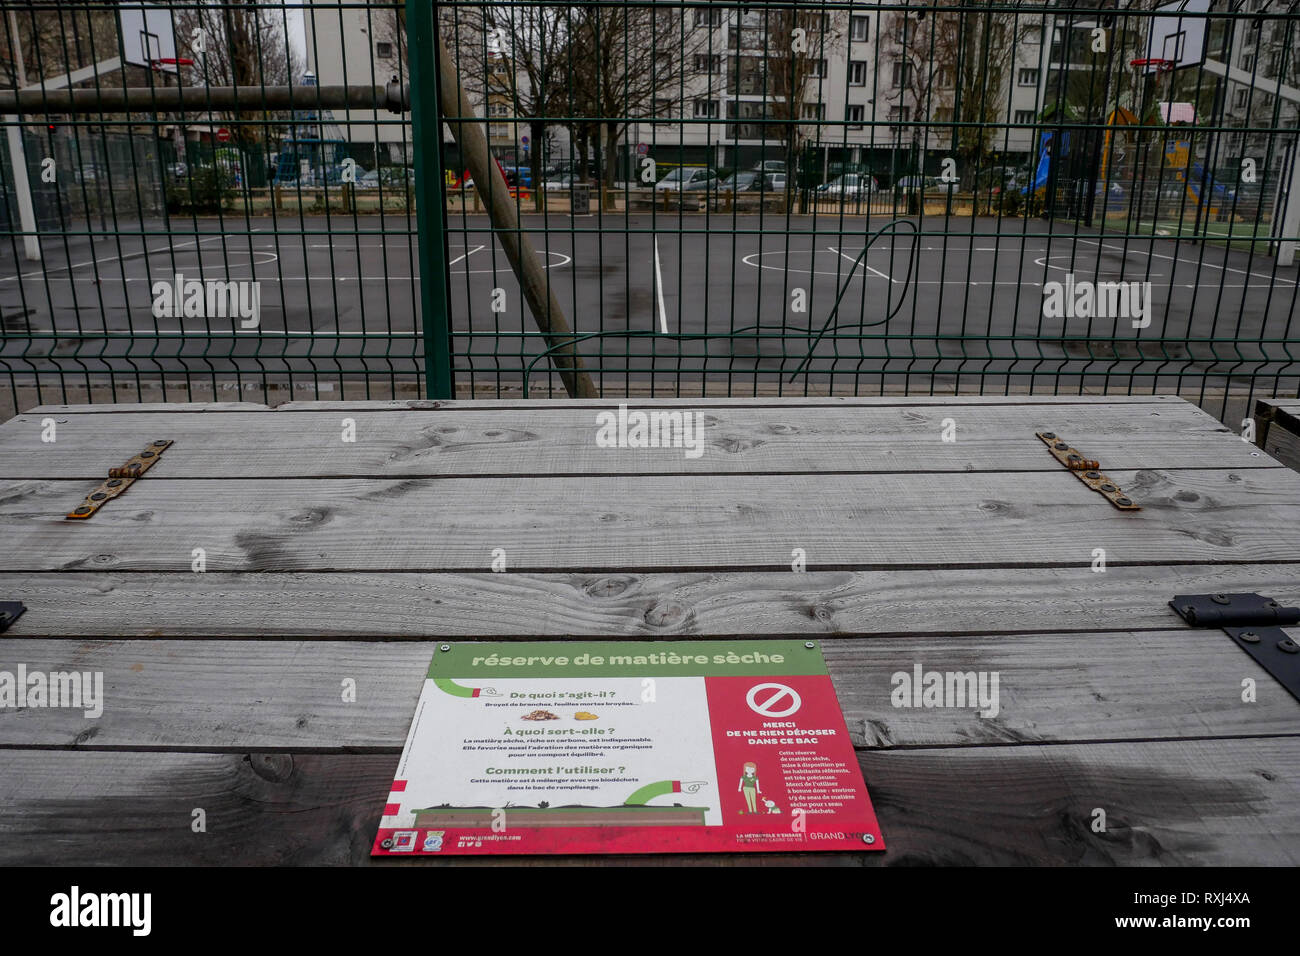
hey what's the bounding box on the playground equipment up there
[274,72,351,185]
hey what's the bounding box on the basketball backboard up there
[1142,0,1211,72]
[118,3,179,73]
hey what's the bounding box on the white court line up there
[0,233,234,283]
[447,244,485,265]
[829,246,897,283]
[653,236,668,333]
[1074,237,1299,286]
[24,248,571,284]
[1033,254,1167,280]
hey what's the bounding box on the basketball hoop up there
[1130,58,1175,74]
[150,57,194,71]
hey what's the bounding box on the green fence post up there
[407,0,454,400]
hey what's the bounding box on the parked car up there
[718,170,761,193]
[750,160,786,174]
[358,167,416,191]
[762,173,787,192]
[895,175,955,192]
[545,160,598,181]
[654,166,721,192]
[816,173,878,196]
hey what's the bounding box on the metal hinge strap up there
[1036,431,1140,510]
[1171,592,1300,702]
[0,602,25,633]
[65,440,172,520]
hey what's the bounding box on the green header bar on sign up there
[428,641,827,680]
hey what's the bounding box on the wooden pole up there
[435,35,596,398]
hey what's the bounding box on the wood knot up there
[585,576,635,599]
[245,753,295,783]
[645,602,688,628]
[290,508,331,525]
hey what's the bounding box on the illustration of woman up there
[737,761,761,814]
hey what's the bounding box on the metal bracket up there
[1171,592,1300,702]
[1036,431,1140,510]
[66,440,172,520]
[0,602,25,634]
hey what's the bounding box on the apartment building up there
[301,1,409,166]
[615,4,1044,180]
[305,2,1045,180]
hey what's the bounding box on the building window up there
[809,58,827,79]
[1018,68,1039,86]
[1015,110,1037,124]
[376,41,394,59]
[849,61,868,86]
[888,106,911,122]
[846,104,865,128]
[694,99,719,118]
[934,65,954,88]
[1234,88,1249,109]
[1240,53,1255,72]
[891,59,911,89]
[693,8,722,28]
[694,53,721,72]
[801,101,826,120]
[654,99,674,118]
[1023,25,1041,44]
[850,15,870,42]
[933,107,953,123]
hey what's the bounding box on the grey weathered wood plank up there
[24,402,271,414]
[271,395,1185,412]
[1256,399,1300,472]
[1264,426,1300,473]
[3,469,1299,571]
[0,402,1268,479]
[2,631,1295,751]
[2,565,1297,639]
[1,739,1296,865]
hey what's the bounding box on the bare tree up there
[758,6,843,196]
[569,4,708,188]
[1,6,122,89]
[174,0,301,147]
[881,3,1027,187]
[439,4,573,206]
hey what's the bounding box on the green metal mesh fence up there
[3,1,1300,423]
